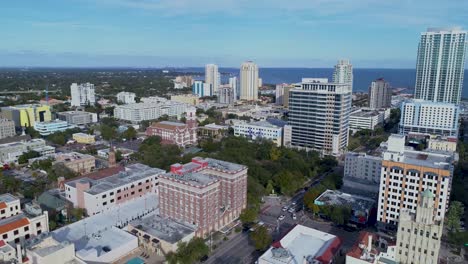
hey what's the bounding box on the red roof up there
[0,202,7,210]
[65,166,125,182]
[0,240,5,247]
[315,236,342,263]
[346,231,379,260]
[0,217,30,234]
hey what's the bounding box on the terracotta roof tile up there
[0,202,6,210]
[0,217,29,234]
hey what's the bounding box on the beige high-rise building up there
[396,190,443,264]
[369,78,392,109]
[240,61,259,101]
[205,64,220,94]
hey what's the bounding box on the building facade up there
[54,152,96,174]
[159,157,247,237]
[427,137,457,152]
[205,64,220,94]
[170,94,200,106]
[0,104,51,127]
[333,59,353,89]
[0,119,15,139]
[192,81,212,97]
[57,111,97,125]
[377,135,455,228]
[349,109,384,132]
[64,164,164,216]
[218,86,235,104]
[114,101,187,122]
[395,190,442,264]
[240,61,259,101]
[344,152,382,185]
[197,123,228,142]
[399,99,459,137]
[288,79,352,154]
[229,77,238,100]
[0,194,49,245]
[34,120,73,136]
[71,83,96,107]
[233,120,283,146]
[145,108,197,147]
[116,92,136,104]
[414,27,467,105]
[369,78,392,109]
[72,132,95,144]
[0,139,55,164]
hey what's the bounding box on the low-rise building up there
[258,224,342,264]
[170,94,200,106]
[34,120,73,136]
[128,213,196,255]
[0,119,15,139]
[349,109,384,132]
[64,163,164,216]
[0,139,55,164]
[116,91,136,104]
[314,190,375,225]
[0,240,16,262]
[24,234,86,264]
[114,101,187,123]
[145,108,197,147]
[427,136,457,152]
[233,120,283,146]
[72,132,95,144]
[197,123,229,142]
[346,231,397,264]
[54,152,96,175]
[57,111,98,126]
[97,147,134,159]
[0,195,49,245]
[0,104,52,127]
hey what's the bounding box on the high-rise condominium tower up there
[240,61,259,101]
[288,78,352,155]
[414,27,467,105]
[70,83,95,107]
[229,76,238,100]
[333,59,353,89]
[205,64,220,94]
[369,78,392,109]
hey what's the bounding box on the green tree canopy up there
[250,226,272,251]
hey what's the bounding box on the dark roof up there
[37,191,67,211]
[0,135,31,145]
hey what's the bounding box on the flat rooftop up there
[66,163,164,195]
[55,152,94,162]
[203,157,245,172]
[201,123,228,130]
[58,111,92,116]
[0,193,19,204]
[130,212,196,244]
[52,194,158,261]
[315,189,375,212]
[401,149,454,170]
[350,110,380,118]
[162,172,218,187]
[259,225,341,264]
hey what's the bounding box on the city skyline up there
[1,0,467,68]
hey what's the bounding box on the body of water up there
[178,67,468,97]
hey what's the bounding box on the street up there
[205,232,256,264]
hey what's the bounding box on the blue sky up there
[1,0,467,68]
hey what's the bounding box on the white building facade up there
[116,92,136,104]
[114,101,188,122]
[205,64,220,94]
[369,78,392,109]
[399,99,459,137]
[333,59,353,89]
[71,83,95,107]
[192,81,212,97]
[233,121,283,146]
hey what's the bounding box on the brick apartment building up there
[145,108,197,147]
[158,157,248,237]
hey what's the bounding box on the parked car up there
[292,214,297,220]
[288,207,295,213]
[278,215,285,221]
[282,206,288,212]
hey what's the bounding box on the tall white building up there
[288,78,352,155]
[275,83,290,106]
[377,134,455,229]
[116,92,136,104]
[369,78,392,109]
[192,81,212,97]
[229,76,238,100]
[70,83,95,107]
[399,99,459,137]
[240,61,259,101]
[333,59,353,89]
[205,64,220,94]
[114,101,188,122]
[414,27,467,105]
[396,190,443,264]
